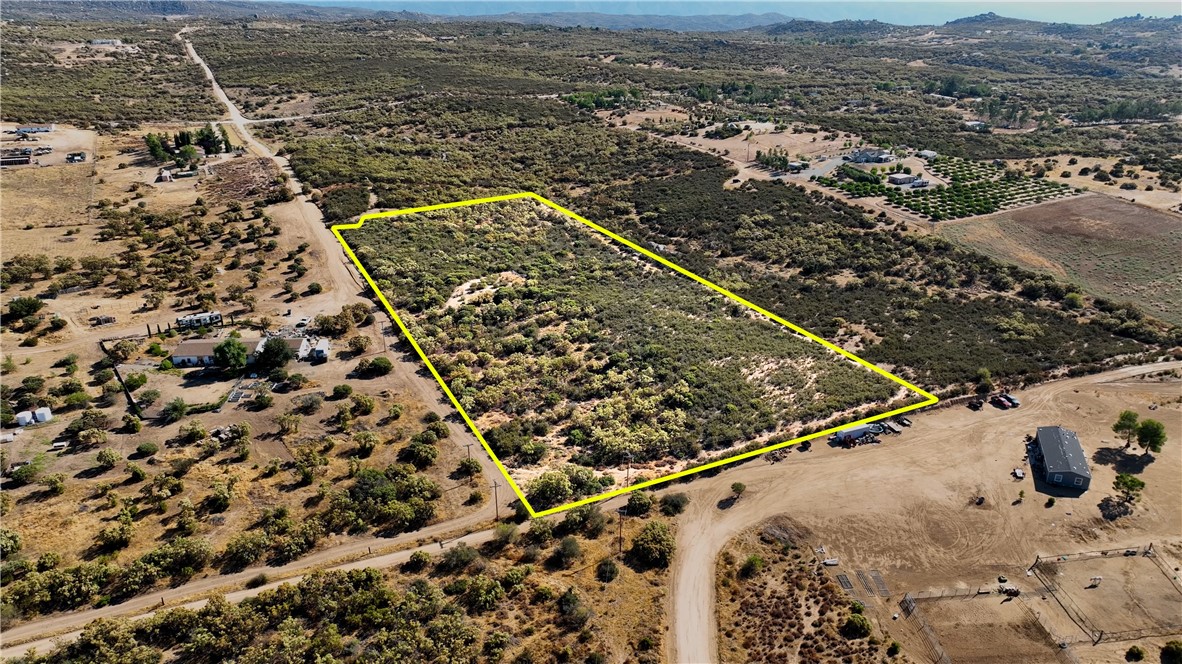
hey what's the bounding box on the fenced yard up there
[1030,544,1182,643]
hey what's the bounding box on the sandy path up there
[668,360,1182,663]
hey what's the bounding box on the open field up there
[919,596,1061,663]
[341,198,916,512]
[0,125,98,237]
[1035,553,1182,636]
[939,194,1182,325]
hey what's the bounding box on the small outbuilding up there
[15,412,35,427]
[277,337,311,361]
[887,173,916,185]
[917,150,938,159]
[33,407,53,423]
[1034,426,1091,491]
[312,338,331,360]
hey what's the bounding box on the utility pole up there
[619,452,633,554]
[464,442,473,459]
[492,479,500,521]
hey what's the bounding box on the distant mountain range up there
[1,0,1177,34]
[0,0,381,21]
[0,0,791,29]
[448,11,796,31]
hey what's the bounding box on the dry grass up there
[939,194,1182,324]
[716,517,894,664]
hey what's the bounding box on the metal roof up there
[1036,426,1091,478]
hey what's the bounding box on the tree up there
[596,558,619,583]
[144,133,170,161]
[348,335,371,354]
[123,414,143,433]
[555,536,581,568]
[1113,473,1146,504]
[96,448,120,469]
[1134,419,1167,456]
[842,614,873,639]
[177,144,199,169]
[1112,410,1139,447]
[975,367,993,394]
[42,473,66,495]
[195,122,224,155]
[527,471,572,509]
[731,482,746,499]
[1162,641,1182,664]
[275,413,302,437]
[631,520,675,568]
[162,397,189,423]
[255,337,295,371]
[626,491,652,516]
[659,493,690,516]
[213,338,249,372]
[456,457,482,477]
[0,528,22,558]
[6,296,45,321]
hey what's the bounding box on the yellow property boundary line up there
[332,192,938,518]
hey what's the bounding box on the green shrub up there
[596,559,619,583]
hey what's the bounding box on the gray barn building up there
[1035,426,1091,491]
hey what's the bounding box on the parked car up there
[990,395,1011,409]
[968,399,984,411]
[1001,393,1021,408]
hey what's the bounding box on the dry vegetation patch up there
[716,517,897,664]
[940,194,1182,325]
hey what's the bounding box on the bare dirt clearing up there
[1036,553,1182,635]
[922,596,1061,663]
[939,194,1182,325]
[669,361,1182,663]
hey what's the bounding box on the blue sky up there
[292,1,1180,24]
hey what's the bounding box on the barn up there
[1034,426,1091,491]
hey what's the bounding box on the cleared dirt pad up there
[939,194,1182,324]
[1038,554,1182,635]
[923,597,1060,664]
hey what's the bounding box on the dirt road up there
[668,360,1182,663]
[0,32,532,656]
[179,31,360,310]
[0,35,523,656]
[0,524,499,657]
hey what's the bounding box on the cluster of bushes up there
[580,169,1170,386]
[2,537,212,617]
[346,201,901,491]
